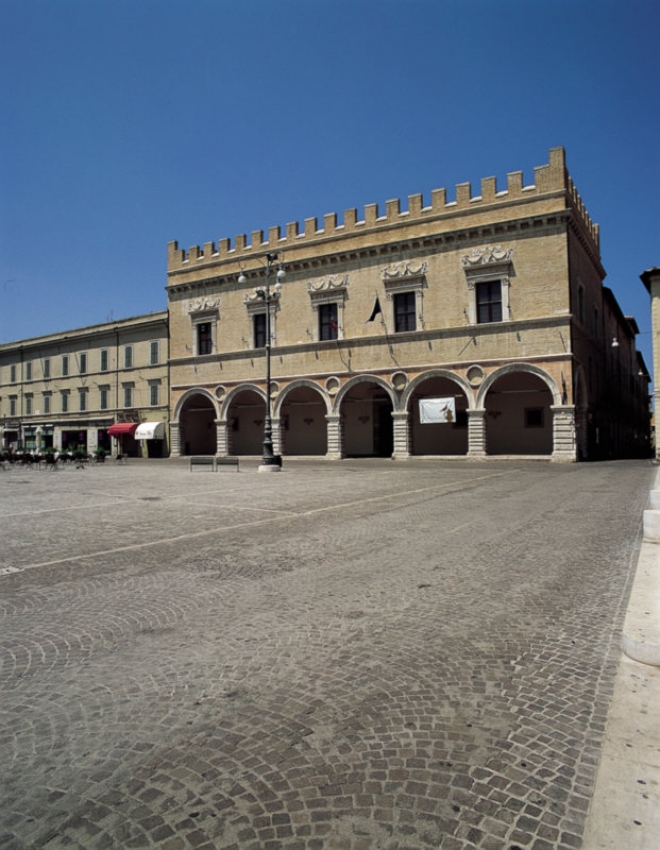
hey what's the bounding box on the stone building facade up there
[0,313,169,458]
[166,148,650,462]
[641,267,660,457]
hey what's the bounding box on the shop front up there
[107,422,139,457]
[61,430,88,452]
[135,421,168,458]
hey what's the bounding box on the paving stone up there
[0,459,653,848]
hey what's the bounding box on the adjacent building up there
[167,147,650,461]
[641,267,660,457]
[0,312,169,457]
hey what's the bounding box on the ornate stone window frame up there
[188,297,220,356]
[244,290,280,347]
[307,275,349,342]
[461,246,513,325]
[381,261,428,332]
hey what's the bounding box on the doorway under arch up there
[226,389,266,455]
[408,375,469,455]
[339,381,394,458]
[178,393,217,455]
[279,385,328,456]
[484,371,553,455]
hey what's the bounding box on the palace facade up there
[166,148,650,462]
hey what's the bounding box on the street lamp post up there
[239,252,285,472]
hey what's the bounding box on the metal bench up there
[189,456,240,472]
[189,456,217,472]
[215,456,239,472]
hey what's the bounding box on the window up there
[79,353,87,374]
[381,262,426,334]
[319,303,339,341]
[10,364,16,383]
[150,340,159,365]
[124,346,133,368]
[525,408,544,428]
[253,314,267,349]
[100,349,108,372]
[62,355,69,376]
[190,305,219,357]
[307,275,349,342]
[461,246,512,325]
[25,361,32,381]
[43,358,51,379]
[476,280,503,323]
[123,385,133,408]
[197,323,212,355]
[25,395,33,415]
[61,391,69,413]
[149,382,160,407]
[79,390,87,412]
[577,285,585,325]
[394,292,417,333]
[43,393,51,415]
[99,387,109,410]
[9,396,17,416]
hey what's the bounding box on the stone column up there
[391,411,410,459]
[325,414,343,460]
[215,420,228,456]
[551,405,577,462]
[467,409,487,457]
[87,429,98,453]
[272,417,283,457]
[170,422,182,457]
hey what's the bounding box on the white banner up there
[419,397,456,424]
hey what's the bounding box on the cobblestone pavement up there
[0,458,653,850]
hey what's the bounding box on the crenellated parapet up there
[167,147,599,273]
[566,175,599,249]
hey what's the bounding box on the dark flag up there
[366,297,382,322]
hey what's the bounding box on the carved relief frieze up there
[460,246,513,268]
[381,261,428,281]
[307,275,349,295]
[244,290,266,305]
[187,297,220,314]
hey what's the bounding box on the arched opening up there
[408,376,469,456]
[178,393,216,455]
[226,389,266,455]
[279,386,328,456]
[339,381,394,458]
[485,371,553,455]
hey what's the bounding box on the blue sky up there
[1,0,658,379]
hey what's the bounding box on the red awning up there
[108,423,138,437]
